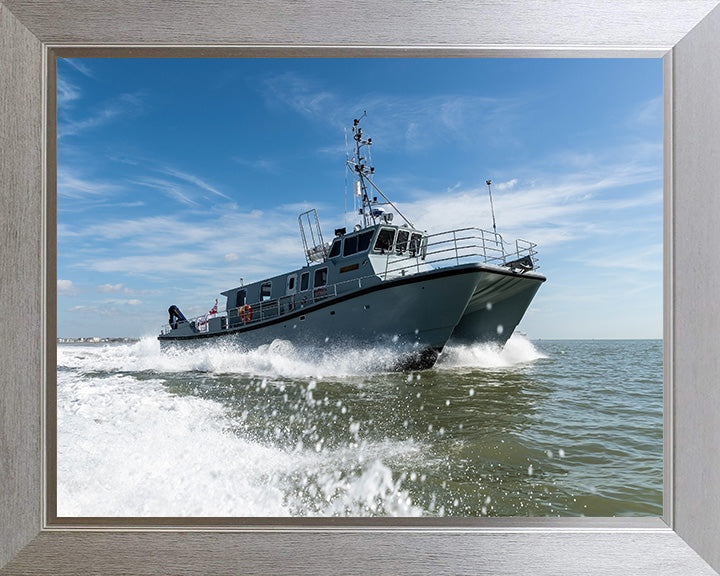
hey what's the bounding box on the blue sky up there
[57,58,663,339]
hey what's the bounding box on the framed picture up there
[53,56,663,521]
[2,1,720,574]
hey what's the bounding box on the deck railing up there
[160,226,538,335]
[381,227,538,278]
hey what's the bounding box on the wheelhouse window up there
[396,230,409,254]
[374,228,396,253]
[343,234,358,256]
[261,282,272,301]
[328,238,341,258]
[314,267,328,287]
[300,272,309,291]
[235,290,246,308]
[358,230,373,252]
[409,233,423,257]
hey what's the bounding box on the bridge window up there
[396,230,409,254]
[409,233,423,257]
[358,230,373,252]
[343,234,358,256]
[374,228,396,253]
[300,272,309,291]
[235,290,246,308]
[328,239,341,258]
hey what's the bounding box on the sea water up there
[57,336,662,517]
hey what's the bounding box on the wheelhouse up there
[327,225,427,261]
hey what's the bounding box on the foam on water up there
[437,333,546,370]
[59,336,426,379]
[58,333,544,381]
[57,359,423,516]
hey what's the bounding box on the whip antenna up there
[486,179,497,236]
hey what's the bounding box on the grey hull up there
[448,267,546,346]
[159,265,485,370]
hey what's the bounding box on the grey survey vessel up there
[158,117,546,370]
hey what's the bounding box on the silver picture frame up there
[2,1,720,574]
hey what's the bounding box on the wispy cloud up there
[132,168,232,207]
[159,168,231,201]
[233,157,277,172]
[133,177,199,207]
[395,158,661,251]
[57,169,124,199]
[634,95,663,126]
[260,72,522,153]
[57,77,81,108]
[64,208,304,287]
[63,58,94,77]
[59,93,144,138]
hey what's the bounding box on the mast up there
[351,115,374,228]
[347,115,414,228]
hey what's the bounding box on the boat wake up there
[58,333,544,380]
[437,334,546,370]
[57,352,425,517]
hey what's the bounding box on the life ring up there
[240,304,253,323]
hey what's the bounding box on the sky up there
[57,58,663,340]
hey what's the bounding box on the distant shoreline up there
[57,337,140,344]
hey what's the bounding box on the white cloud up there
[396,164,661,251]
[494,179,518,191]
[58,279,77,296]
[97,283,124,293]
[103,299,143,306]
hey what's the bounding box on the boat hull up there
[449,267,546,346]
[159,264,485,370]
